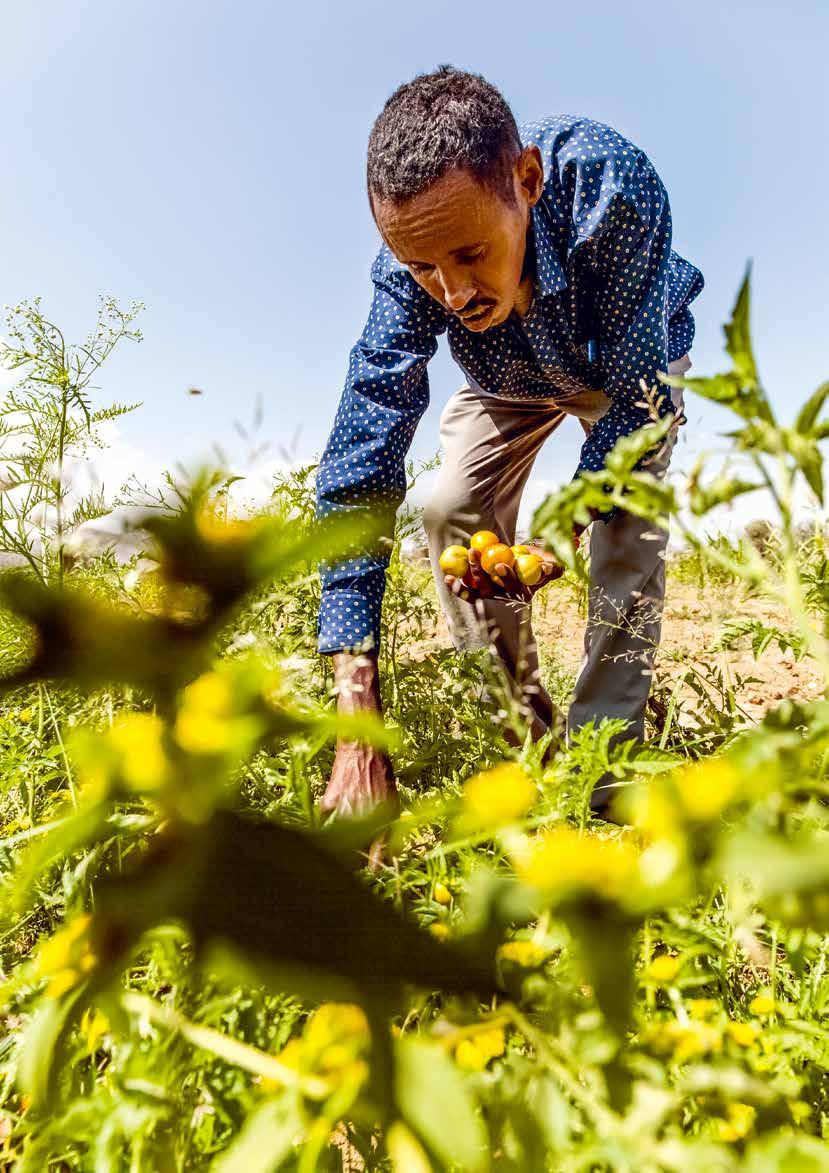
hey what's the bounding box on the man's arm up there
[316,253,445,654]
[319,651,396,818]
[316,252,445,815]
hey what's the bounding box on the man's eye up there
[459,251,484,264]
[409,263,433,275]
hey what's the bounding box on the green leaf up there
[92,810,497,1002]
[682,373,773,425]
[743,1133,829,1173]
[17,986,86,1109]
[386,1121,434,1173]
[786,433,824,503]
[395,1038,489,1173]
[795,379,829,436]
[212,1094,305,1173]
[730,419,786,454]
[6,802,112,918]
[689,475,763,517]
[718,829,829,928]
[603,416,674,476]
[723,264,759,389]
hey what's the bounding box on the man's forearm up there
[322,651,396,820]
[332,651,383,718]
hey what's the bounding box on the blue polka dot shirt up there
[316,114,705,655]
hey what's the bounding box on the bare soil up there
[414,574,825,724]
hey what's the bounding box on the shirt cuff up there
[318,587,383,656]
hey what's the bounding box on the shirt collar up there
[529,200,567,297]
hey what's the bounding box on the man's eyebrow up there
[450,241,486,256]
[402,242,486,265]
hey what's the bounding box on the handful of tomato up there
[439,529,550,587]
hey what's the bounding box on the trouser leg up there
[567,370,689,813]
[423,385,567,738]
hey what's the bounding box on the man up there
[315,66,704,819]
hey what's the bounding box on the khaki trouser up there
[423,356,691,812]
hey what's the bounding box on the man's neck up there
[513,223,538,318]
[513,274,535,318]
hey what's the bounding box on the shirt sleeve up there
[315,253,445,655]
[569,151,677,507]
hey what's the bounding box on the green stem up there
[43,686,77,809]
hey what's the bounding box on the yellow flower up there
[497,939,547,968]
[182,672,234,717]
[717,1102,756,1142]
[749,993,776,1016]
[454,1027,504,1071]
[175,711,231,755]
[80,1007,109,1052]
[19,708,33,722]
[109,713,168,792]
[460,763,536,830]
[174,670,262,756]
[433,882,452,906]
[515,826,638,901]
[646,954,681,983]
[36,915,96,997]
[687,998,718,1020]
[475,1027,505,1062]
[674,757,742,821]
[789,1100,812,1125]
[628,783,683,841]
[726,1020,758,1047]
[455,1039,486,1071]
[275,1003,370,1086]
[272,1037,303,1074]
[646,1019,722,1062]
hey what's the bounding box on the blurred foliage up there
[0,273,827,1171]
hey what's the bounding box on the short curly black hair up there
[366,65,522,208]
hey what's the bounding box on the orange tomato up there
[470,530,500,553]
[480,543,515,576]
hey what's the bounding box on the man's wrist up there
[332,651,382,716]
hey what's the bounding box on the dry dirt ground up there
[413,570,825,725]
[539,578,824,722]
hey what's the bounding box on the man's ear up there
[516,145,544,206]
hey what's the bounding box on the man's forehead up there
[375,170,502,257]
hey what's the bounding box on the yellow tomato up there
[515,553,544,586]
[511,544,531,557]
[469,529,500,552]
[480,543,515,575]
[433,881,452,906]
[438,545,469,577]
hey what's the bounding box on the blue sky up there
[2,0,827,519]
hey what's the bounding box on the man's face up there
[373,145,544,332]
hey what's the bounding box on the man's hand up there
[320,651,398,819]
[443,539,576,604]
[320,741,396,818]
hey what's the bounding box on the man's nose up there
[439,271,476,312]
